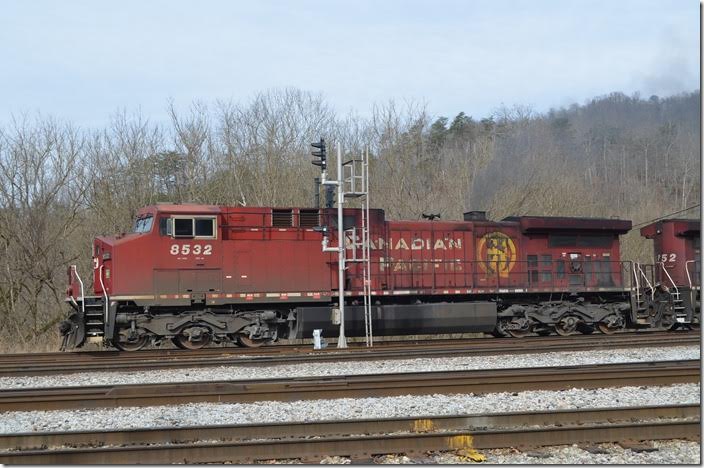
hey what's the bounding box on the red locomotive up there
[639,219,700,326]
[60,199,696,350]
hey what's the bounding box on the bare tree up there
[0,115,88,346]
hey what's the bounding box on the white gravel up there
[260,440,701,464]
[0,383,698,434]
[0,345,698,389]
[395,440,701,464]
[478,440,701,464]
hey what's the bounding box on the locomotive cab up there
[92,205,222,302]
[62,204,332,350]
[640,219,701,326]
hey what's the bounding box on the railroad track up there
[0,360,698,411]
[0,405,698,464]
[0,330,698,377]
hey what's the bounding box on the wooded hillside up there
[0,88,699,350]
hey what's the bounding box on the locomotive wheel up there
[554,322,577,336]
[114,330,149,352]
[597,322,619,335]
[172,334,211,350]
[507,328,531,338]
[496,318,531,338]
[237,335,266,348]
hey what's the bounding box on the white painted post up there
[313,329,322,350]
[336,142,347,348]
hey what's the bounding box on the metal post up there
[313,177,320,208]
[315,139,373,348]
[336,142,347,348]
[365,148,373,347]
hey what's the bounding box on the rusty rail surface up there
[0,405,699,464]
[0,360,699,412]
[0,331,698,377]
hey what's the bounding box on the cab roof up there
[144,204,222,214]
[640,218,700,238]
[502,216,632,234]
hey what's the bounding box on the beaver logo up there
[477,232,516,278]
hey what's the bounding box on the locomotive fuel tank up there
[291,302,497,339]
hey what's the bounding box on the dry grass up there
[0,334,64,354]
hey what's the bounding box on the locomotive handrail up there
[658,261,679,296]
[363,258,626,294]
[632,262,640,303]
[685,260,697,288]
[635,262,655,300]
[98,264,109,328]
[631,262,639,290]
[71,265,85,315]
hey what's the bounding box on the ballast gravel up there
[257,440,702,463]
[376,440,701,464]
[0,383,698,434]
[468,440,701,464]
[0,345,698,389]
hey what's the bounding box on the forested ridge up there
[0,88,699,350]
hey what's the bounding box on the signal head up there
[311,138,327,170]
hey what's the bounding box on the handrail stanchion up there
[659,261,679,296]
[685,260,695,288]
[98,264,109,333]
[72,265,85,316]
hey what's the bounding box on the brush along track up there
[0,331,699,377]
[0,405,698,464]
[0,360,698,412]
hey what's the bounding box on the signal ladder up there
[342,149,373,347]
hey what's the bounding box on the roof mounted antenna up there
[422,213,441,221]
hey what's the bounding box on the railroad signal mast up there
[311,138,373,348]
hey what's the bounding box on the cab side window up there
[164,216,217,239]
[174,218,194,237]
[195,218,214,237]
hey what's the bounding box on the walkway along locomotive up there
[60,203,700,350]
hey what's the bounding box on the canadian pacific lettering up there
[345,235,462,251]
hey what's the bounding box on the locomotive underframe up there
[61,288,681,350]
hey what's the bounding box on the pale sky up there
[0,0,699,127]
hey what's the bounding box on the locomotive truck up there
[60,203,699,351]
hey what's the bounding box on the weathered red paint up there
[640,219,701,288]
[85,204,632,303]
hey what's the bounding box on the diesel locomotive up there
[60,203,700,351]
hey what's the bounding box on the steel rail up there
[0,404,697,451]
[0,360,699,412]
[2,329,696,363]
[0,405,698,464]
[0,331,698,377]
